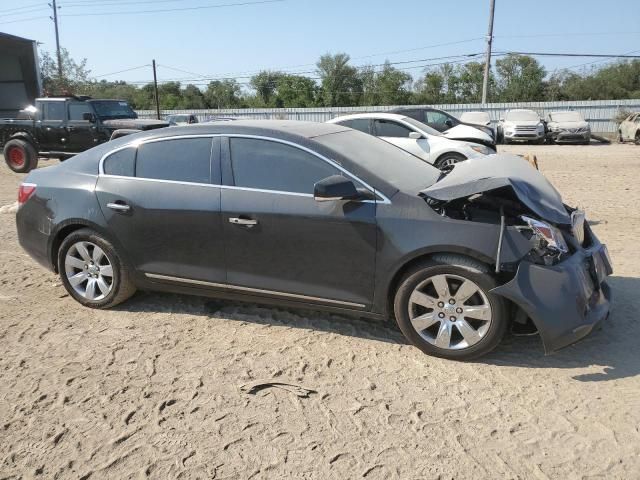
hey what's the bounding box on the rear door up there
[66,101,99,152]
[220,135,377,309]
[37,100,67,151]
[372,119,431,162]
[95,135,226,283]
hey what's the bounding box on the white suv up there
[499,109,546,144]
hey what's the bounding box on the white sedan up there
[327,113,494,169]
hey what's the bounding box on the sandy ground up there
[0,144,639,479]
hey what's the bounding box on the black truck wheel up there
[3,139,37,173]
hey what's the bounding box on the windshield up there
[168,115,189,123]
[91,100,137,120]
[401,117,443,136]
[505,110,539,122]
[460,112,490,124]
[549,112,582,122]
[314,130,441,195]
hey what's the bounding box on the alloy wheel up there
[65,241,114,301]
[408,274,492,350]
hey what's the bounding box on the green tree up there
[204,79,242,108]
[457,62,488,103]
[372,62,412,105]
[180,84,206,109]
[40,48,91,95]
[316,53,362,106]
[413,71,445,104]
[250,71,281,106]
[274,74,318,107]
[495,54,546,102]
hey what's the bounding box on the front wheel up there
[58,228,136,309]
[434,152,466,170]
[393,255,508,360]
[3,139,37,173]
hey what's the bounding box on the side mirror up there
[444,119,454,127]
[314,175,360,202]
[83,112,96,122]
[409,131,423,140]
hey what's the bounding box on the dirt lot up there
[0,144,639,479]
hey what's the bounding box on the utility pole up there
[481,0,496,104]
[152,59,161,120]
[49,0,63,79]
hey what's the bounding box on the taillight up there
[18,183,37,205]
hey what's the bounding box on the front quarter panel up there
[373,192,532,314]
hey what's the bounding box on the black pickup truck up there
[1,96,169,173]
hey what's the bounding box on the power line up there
[504,51,640,58]
[94,64,152,78]
[0,2,47,14]
[0,6,49,17]
[59,0,284,17]
[0,15,49,25]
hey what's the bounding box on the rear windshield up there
[314,130,441,195]
[549,112,582,122]
[91,101,137,120]
[505,110,539,121]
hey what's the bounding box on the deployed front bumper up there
[492,240,613,353]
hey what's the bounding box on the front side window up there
[104,148,135,177]
[229,138,340,194]
[374,119,413,138]
[136,138,212,184]
[338,119,370,134]
[68,103,93,121]
[44,102,65,121]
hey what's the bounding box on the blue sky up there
[1,0,639,87]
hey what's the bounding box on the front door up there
[94,136,226,284]
[66,101,99,152]
[220,136,377,309]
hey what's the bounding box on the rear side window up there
[136,138,212,184]
[229,138,339,194]
[373,119,412,138]
[104,148,135,176]
[43,102,65,121]
[338,119,370,134]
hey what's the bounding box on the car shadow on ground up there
[116,276,637,381]
[483,275,639,382]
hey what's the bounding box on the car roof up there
[329,112,409,122]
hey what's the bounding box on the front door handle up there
[229,217,258,227]
[106,202,131,212]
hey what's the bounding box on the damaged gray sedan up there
[15,122,612,360]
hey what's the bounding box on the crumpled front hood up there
[102,118,170,130]
[443,124,493,143]
[421,154,571,225]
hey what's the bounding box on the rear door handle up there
[229,217,258,227]
[106,202,131,212]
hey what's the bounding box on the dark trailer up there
[0,32,41,119]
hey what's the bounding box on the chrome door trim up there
[144,272,367,309]
[97,133,391,204]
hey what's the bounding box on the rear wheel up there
[635,132,640,146]
[393,255,508,360]
[3,139,37,173]
[434,152,466,169]
[58,228,136,309]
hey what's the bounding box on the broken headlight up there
[520,215,569,265]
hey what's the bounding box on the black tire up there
[393,254,508,360]
[618,131,624,143]
[58,228,136,309]
[3,139,37,173]
[434,152,466,170]
[635,132,640,146]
